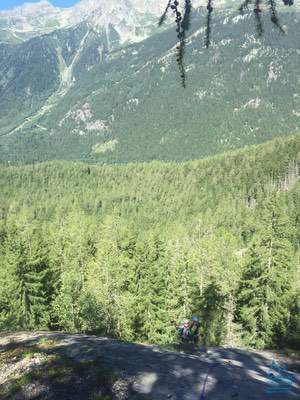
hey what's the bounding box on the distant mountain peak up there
[0,0,167,43]
[2,0,55,14]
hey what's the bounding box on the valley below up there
[1,2,300,164]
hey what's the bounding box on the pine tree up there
[166,238,195,319]
[237,195,295,348]
[133,233,169,343]
[84,215,138,338]
[50,210,98,333]
[1,223,50,330]
[201,280,227,346]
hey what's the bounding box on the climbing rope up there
[199,362,217,400]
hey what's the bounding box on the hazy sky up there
[0,0,78,10]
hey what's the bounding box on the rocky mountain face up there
[0,0,169,44]
[0,0,241,44]
[0,1,299,164]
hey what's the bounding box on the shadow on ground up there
[0,333,300,400]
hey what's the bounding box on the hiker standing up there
[172,317,200,344]
[189,316,200,344]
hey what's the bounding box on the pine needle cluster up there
[159,0,192,87]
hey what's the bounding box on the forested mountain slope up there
[0,6,300,164]
[0,134,300,349]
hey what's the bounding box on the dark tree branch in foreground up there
[159,0,295,87]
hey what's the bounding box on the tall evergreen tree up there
[51,210,98,333]
[133,233,169,343]
[237,195,295,348]
[1,223,50,330]
[201,280,227,346]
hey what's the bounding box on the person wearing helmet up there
[172,317,200,344]
[189,316,200,344]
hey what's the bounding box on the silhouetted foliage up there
[160,0,294,85]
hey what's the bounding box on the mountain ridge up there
[0,4,300,164]
[0,0,251,44]
[0,0,168,44]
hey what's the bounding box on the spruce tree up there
[133,233,169,343]
[237,195,295,348]
[1,223,50,330]
[201,280,227,346]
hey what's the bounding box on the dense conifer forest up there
[0,133,300,350]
